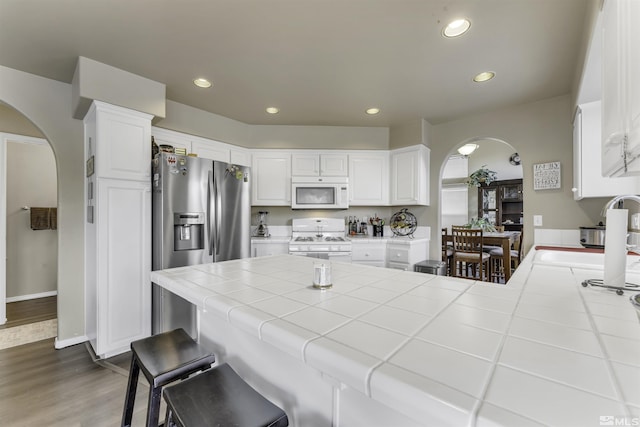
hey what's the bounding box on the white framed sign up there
[533,162,561,190]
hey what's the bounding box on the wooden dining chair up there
[441,227,454,275]
[489,230,523,283]
[482,225,504,253]
[451,226,491,281]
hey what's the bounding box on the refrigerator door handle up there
[208,170,215,256]
[215,173,222,255]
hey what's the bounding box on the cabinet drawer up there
[387,246,410,264]
[386,261,410,271]
[351,245,386,261]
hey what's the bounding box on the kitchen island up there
[150,249,640,426]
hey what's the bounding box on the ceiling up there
[0,0,592,128]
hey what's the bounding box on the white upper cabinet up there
[291,152,348,176]
[349,151,389,206]
[152,127,251,166]
[90,101,152,182]
[602,0,640,176]
[390,145,430,206]
[191,137,230,163]
[573,101,640,199]
[251,151,292,206]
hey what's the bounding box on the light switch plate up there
[533,215,543,227]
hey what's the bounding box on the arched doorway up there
[0,103,58,347]
[439,137,523,253]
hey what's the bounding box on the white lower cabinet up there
[93,179,151,357]
[251,239,290,257]
[386,240,428,271]
[351,240,386,267]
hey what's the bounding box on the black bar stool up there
[121,328,216,427]
[163,363,289,427]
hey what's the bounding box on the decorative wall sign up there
[533,161,561,190]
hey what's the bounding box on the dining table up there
[444,231,519,281]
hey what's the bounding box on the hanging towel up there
[30,207,57,230]
[49,207,57,230]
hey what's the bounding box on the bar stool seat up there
[163,363,289,427]
[122,328,216,427]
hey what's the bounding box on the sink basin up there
[533,248,640,272]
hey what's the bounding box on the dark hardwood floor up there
[0,338,152,426]
[1,296,57,330]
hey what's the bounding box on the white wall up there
[428,94,607,258]
[6,139,57,299]
[0,65,85,346]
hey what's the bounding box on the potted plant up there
[467,165,497,187]
[464,217,497,232]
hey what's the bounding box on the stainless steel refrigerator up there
[152,152,251,337]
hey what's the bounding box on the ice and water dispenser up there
[173,212,205,251]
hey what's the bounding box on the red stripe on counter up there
[534,246,639,256]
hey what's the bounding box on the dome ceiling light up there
[265,107,279,114]
[365,108,380,115]
[443,18,471,38]
[457,143,479,156]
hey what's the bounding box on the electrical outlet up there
[533,215,543,227]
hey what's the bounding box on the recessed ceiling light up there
[193,78,212,88]
[365,108,380,115]
[443,19,471,38]
[473,71,495,83]
[266,107,279,114]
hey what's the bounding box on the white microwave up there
[291,177,349,209]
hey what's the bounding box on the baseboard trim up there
[55,334,88,349]
[6,290,57,303]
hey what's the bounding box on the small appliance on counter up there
[253,211,270,237]
[579,222,606,248]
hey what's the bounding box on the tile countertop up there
[150,248,640,427]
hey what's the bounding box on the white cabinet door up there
[153,128,191,155]
[252,152,292,205]
[627,0,640,173]
[386,241,428,271]
[351,241,386,267]
[291,153,348,176]
[573,101,640,199]
[320,154,348,176]
[602,0,640,176]
[349,152,389,206]
[230,148,251,166]
[191,139,230,163]
[91,101,152,182]
[94,178,151,357]
[292,153,320,176]
[252,241,290,257]
[390,145,430,206]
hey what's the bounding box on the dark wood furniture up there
[444,231,518,281]
[163,363,289,427]
[478,179,523,232]
[451,226,491,281]
[121,328,216,427]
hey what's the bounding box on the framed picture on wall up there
[533,161,561,190]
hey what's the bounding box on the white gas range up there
[288,218,352,262]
